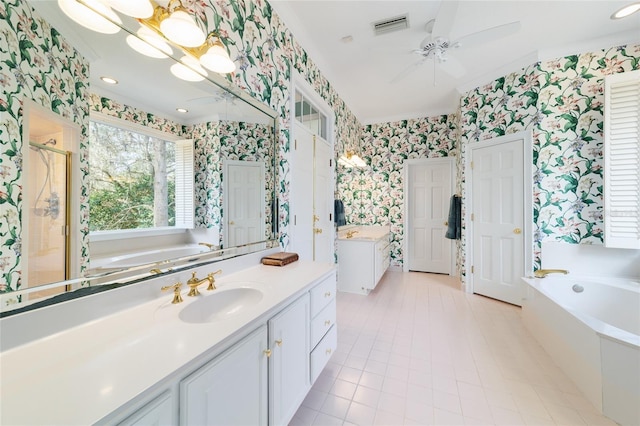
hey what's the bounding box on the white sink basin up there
[179,287,264,324]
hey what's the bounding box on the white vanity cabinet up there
[309,273,338,383]
[117,391,173,426]
[338,232,391,295]
[269,293,310,425]
[180,325,269,425]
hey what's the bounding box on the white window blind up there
[175,139,195,228]
[604,70,640,249]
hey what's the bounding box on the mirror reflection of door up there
[223,160,266,248]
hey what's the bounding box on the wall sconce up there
[59,0,236,80]
[338,151,367,168]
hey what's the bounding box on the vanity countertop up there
[337,225,390,241]
[0,260,335,425]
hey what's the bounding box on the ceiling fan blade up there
[455,21,521,49]
[390,57,428,84]
[438,55,466,79]
[431,0,459,38]
[419,35,433,49]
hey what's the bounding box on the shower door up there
[27,142,71,297]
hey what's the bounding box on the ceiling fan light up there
[106,0,153,18]
[160,9,206,47]
[58,0,122,34]
[199,41,236,74]
[126,26,173,58]
[170,55,207,82]
[611,2,640,19]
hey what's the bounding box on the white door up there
[224,161,265,248]
[472,139,525,306]
[290,122,333,262]
[313,136,333,263]
[406,159,453,274]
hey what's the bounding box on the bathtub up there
[522,275,640,426]
[90,244,210,271]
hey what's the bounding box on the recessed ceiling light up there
[611,2,640,19]
[100,76,118,84]
[176,108,189,113]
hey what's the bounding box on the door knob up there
[229,221,235,225]
[513,228,522,234]
[444,221,448,226]
[314,228,323,234]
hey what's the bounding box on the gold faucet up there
[186,270,223,296]
[534,269,569,278]
[198,242,218,250]
[161,282,183,304]
[346,230,359,239]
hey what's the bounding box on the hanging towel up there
[334,199,346,226]
[445,195,462,240]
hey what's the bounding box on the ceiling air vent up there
[373,14,409,36]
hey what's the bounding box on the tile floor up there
[290,271,617,426]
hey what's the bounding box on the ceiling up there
[269,0,640,124]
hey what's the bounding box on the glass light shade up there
[58,0,121,34]
[107,0,153,18]
[170,56,207,82]
[611,2,640,19]
[350,154,367,168]
[199,42,236,74]
[126,26,173,58]
[160,10,206,47]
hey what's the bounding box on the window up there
[88,117,193,233]
[295,91,328,139]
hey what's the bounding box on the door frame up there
[222,159,266,249]
[402,157,456,275]
[289,70,335,260]
[464,130,534,293]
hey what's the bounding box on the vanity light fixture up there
[338,150,367,168]
[60,0,237,75]
[107,0,153,19]
[100,76,118,84]
[611,1,640,18]
[126,26,173,58]
[58,0,122,34]
[170,55,207,82]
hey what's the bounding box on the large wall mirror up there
[1,1,278,316]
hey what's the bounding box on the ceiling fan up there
[396,1,521,83]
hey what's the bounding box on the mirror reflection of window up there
[88,120,194,232]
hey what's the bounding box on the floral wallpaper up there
[459,44,640,276]
[191,119,275,246]
[338,115,458,266]
[0,0,90,294]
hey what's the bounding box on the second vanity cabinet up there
[338,230,391,295]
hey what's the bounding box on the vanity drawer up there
[310,324,337,384]
[310,274,336,317]
[310,301,336,349]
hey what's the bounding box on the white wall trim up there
[464,130,534,294]
[402,157,457,275]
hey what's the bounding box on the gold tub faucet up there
[534,269,569,278]
[346,230,359,239]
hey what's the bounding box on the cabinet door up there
[269,294,310,426]
[180,326,268,426]
[118,391,173,426]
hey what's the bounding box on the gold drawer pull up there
[264,349,272,358]
[326,348,332,355]
[324,320,331,326]
[275,339,282,347]
[324,291,331,297]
